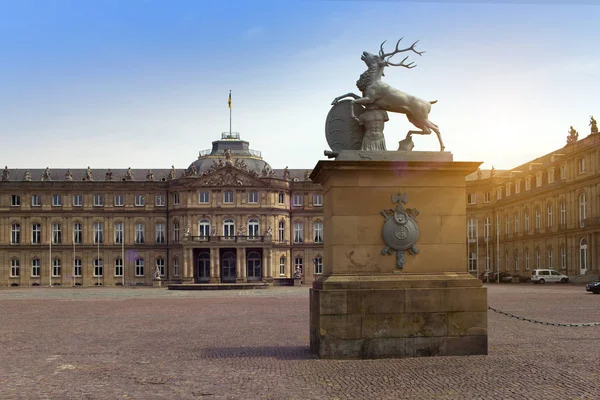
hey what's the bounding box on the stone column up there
[240,247,247,281]
[267,248,273,279]
[209,248,217,283]
[262,249,268,280]
[236,248,243,282]
[215,249,221,283]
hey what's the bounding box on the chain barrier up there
[487,306,600,327]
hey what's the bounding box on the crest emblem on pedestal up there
[381,193,420,269]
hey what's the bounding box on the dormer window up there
[536,173,542,188]
[525,177,531,191]
[515,180,521,194]
[547,168,554,184]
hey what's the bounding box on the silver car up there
[530,269,569,284]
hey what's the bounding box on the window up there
[93,222,104,244]
[74,258,82,277]
[505,251,509,271]
[525,177,531,191]
[52,223,62,244]
[504,215,510,235]
[484,217,490,240]
[467,193,476,204]
[114,223,124,244]
[514,252,519,272]
[524,211,530,232]
[547,204,553,228]
[52,194,62,206]
[199,219,210,237]
[11,223,21,244]
[579,193,587,227]
[73,194,83,207]
[248,191,259,204]
[223,191,234,204]
[560,202,566,226]
[505,184,511,197]
[560,164,566,180]
[93,258,103,277]
[535,209,541,231]
[156,258,165,276]
[173,257,180,277]
[173,192,180,205]
[313,221,323,243]
[535,248,540,268]
[293,194,303,206]
[31,195,41,207]
[11,194,21,206]
[525,249,530,271]
[561,246,567,270]
[278,221,285,243]
[313,194,323,206]
[248,219,259,237]
[314,256,323,274]
[293,222,304,243]
[114,258,123,277]
[536,173,542,188]
[278,192,285,204]
[514,213,519,234]
[32,223,41,244]
[10,259,19,277]
[485,253,491,272]
[578,158,585,174]
[483,192,490,203]
[135,223,145,244]
[32,259,40,277]
[223,219,235,237]
[469,252,477,272]
[52,259,61,277]
[174,222,180,243]
[580,238,588,274]
[73,223,82,244]
[114,195,124,207]
[279,256,286,276]
[156,223,165,244]
[294,256,303,278]
[155,195,165,207]
[199,191,210,204]
[547,169,554,184]
[515,181,521,194]
[93,194,104,206]
[135,195,145,206]
[547,247,553,268]
[496,189,502,200]
[135,258,144,276]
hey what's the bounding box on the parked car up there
[512,274,531,283]
[530,269,569,284]
[585,276,600,294]
[479,271,512,283]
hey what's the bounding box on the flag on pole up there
[228,90,232,109]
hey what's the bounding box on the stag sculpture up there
[332,38,445,151]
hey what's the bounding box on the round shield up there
[382,217,419,251]
[325,99,365,152]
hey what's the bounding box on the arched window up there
[173,221,180,243]
[199,219,210,237]
[313,221,323,243]
[247,251,262,279]
[223,219,235,237]
[278,220,285,243]
[248,219,259,238]
[579,193,587,227]
[279,256,286,276]
[579,237,587,274]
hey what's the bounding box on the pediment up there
[184,164,268,188]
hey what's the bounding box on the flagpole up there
[121,227,125,287]
[229,89,232,136]
[49,238,52,287]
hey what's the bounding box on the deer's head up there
[361,38,424,76]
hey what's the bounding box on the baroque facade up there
[466,122,600,279]
[0,133,324,287]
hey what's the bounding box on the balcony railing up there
[582,217,600,228]
[188,235,267,243]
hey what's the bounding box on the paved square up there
[1,284,599,399]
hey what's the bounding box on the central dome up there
[188,132,272,175]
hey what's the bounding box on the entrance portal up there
[197,252,210,283]
[221,250,236,283]
[247,250,262,281]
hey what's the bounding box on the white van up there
[530,269,569,284]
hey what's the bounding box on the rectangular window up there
[293,194,303,206]
[32,259,40,277]
[578,158,585,174]
[467,193,476,204]
[174,222,180,243]
[199,191,210,204]
[93,194,104,207]
[278,221,285,243]
[93,222,104,244]
[223,191,233,204]
[278,192,285,204]
[11,194,21,206]
[93,259,103,277]
[52,259,61,277]
[156,223,165,244]
[514,214,519,234]
[114,195,124,207]
[173,192,180,205]
[135,223,145,244]
[525,178,531,191]
[547,170,554,184]
[515,181,521,194]
[157,258,165,276]
[32,223,41,244]
[560,202,567,226]
[483,192,490,203]
[468,252,477,272]
[11,224,21,244]
[52,223,62,244]
[313,222,323,243]
[248,191,259,204]
[10,259,20,277]
[74,259,82,277]
[293,222,303,243]
[155,195,165,207]
[173,257,180,277]
[560,164,566,180]
[313,194,323,206]
[73,223,82,244]
[314,257,323,274]
[496,189,502,200]
[294,257,303,277]
[279,257,286,276]
[52,194,62,206]
[135,195,145,207]
[547,249,553,268]
[114,223,124,244]
[73,194,83,207]
[505,184,511,197]
[135,259,144,277]
[114,258,123,277]
[561,247,567,270]
[31,195,41,207]
[547,205,553,228]
[536,174,542,187]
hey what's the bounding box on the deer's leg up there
[406,114,430,135]
[425,119,445,151]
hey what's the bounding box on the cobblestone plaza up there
[1,284,599,399]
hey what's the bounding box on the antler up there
[379,38,425,68]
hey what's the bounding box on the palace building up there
[0,132,324,287]
[465,121,600,280]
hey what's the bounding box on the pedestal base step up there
[167,283,269,290]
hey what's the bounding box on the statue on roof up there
[566,126,578,145]
[304,170,311,181]
[105,169,113,181]
[85,166,94,181]
[490,166,495,177]
[590,116,598,135]
[125,167,134,181]
[65,169,73,181]
[1,166,9,181]
[146,169,154,181]
[261,164,271,177]
[283,166,291,181]
[23,170,31,181]
[223,148,233,165]
[41,167,51,181]
[169,165,176,180]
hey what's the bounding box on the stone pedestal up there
[153,279,162,288]
[309,152,487,359]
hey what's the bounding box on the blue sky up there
[1,0,599,170]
